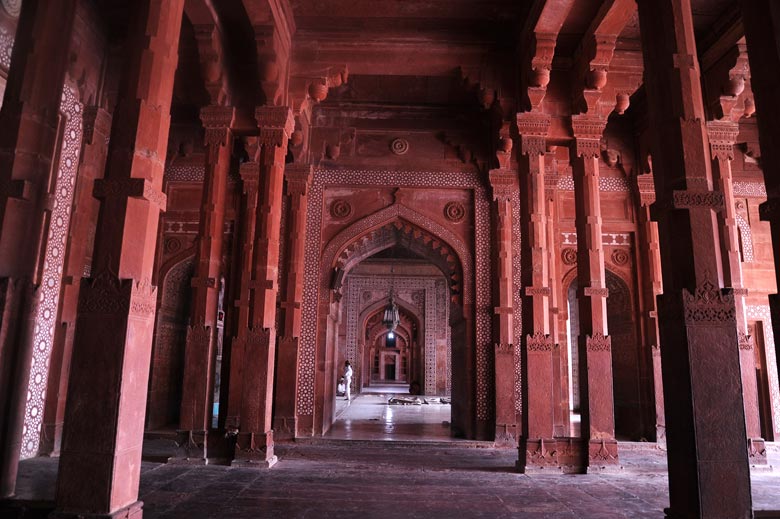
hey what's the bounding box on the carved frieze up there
[586,332,611,352]
[672,190,725,211]
[682,278,736,324]
[526,332,553,352]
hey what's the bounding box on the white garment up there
[344,364,353,400]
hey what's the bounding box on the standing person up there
[343,361,353,401]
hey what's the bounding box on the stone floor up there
[7,392,780,518]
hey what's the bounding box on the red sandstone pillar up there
[739,0,780,449]
[176,105,235,462]
[274,163,312,439]
[708,120,766,464]
[570,115,619,470]
[545,158,568,438]
[488,169,518,447]
[40,106,112,457]
[0,0,77,498]
[633,173,666,444]
[516,113,559,471]
[638,0,752,516]
[52,1,184,517]
[231,106,293,467]
[226,142,261,433]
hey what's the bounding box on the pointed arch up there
[320,203,472,304]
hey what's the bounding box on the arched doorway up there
[316,208,470,439]
[566,270,645,440]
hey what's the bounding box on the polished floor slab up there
[7,394,780,518]
[9,442,780,518]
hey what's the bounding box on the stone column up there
[176,105,235,461]
[226,142,261,433]
[545,155,568,438]
[231,106,293,467]
[708,120,766,464]
[488,168,517,447]
[0,0,77,498]
[638,0,751,516]
[517,113,558,471]
[274,163,312,439]
[633,172,665,444]
[52,1,184,517]
[40,106,112,457]
[570,115,618,469]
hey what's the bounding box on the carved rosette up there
[561,248,577,265]
[391,138,409,155]
[443,201,466,223]
[330,199,353,219]
[526,332,553,352]
[682,278,736,325]
[610,248,630,267]
[586,332,611,352]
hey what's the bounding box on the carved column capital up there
[255,106,295,148]
[706,120,740,162]
[634,173,656,207]
[285,164,313,197]
[517,113,551,156]
[571,115,607,158]
[200,105,236,149]
[239,162,260,197]
[488,168,516,202]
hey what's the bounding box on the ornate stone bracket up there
[586,333,611,352]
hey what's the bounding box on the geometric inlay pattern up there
[299,169,492,421]
[22,85,82,459]
[0,26,13,69]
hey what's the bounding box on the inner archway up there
[326,235,459,441]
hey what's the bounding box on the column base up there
[748,437,768,466]
[272,417,296,441]
[587,438,621,473]
[168,430,208,464]
[232,430,277,468]
[50,500,143,519]
[494,423,518,447]
[518,438,562,473]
